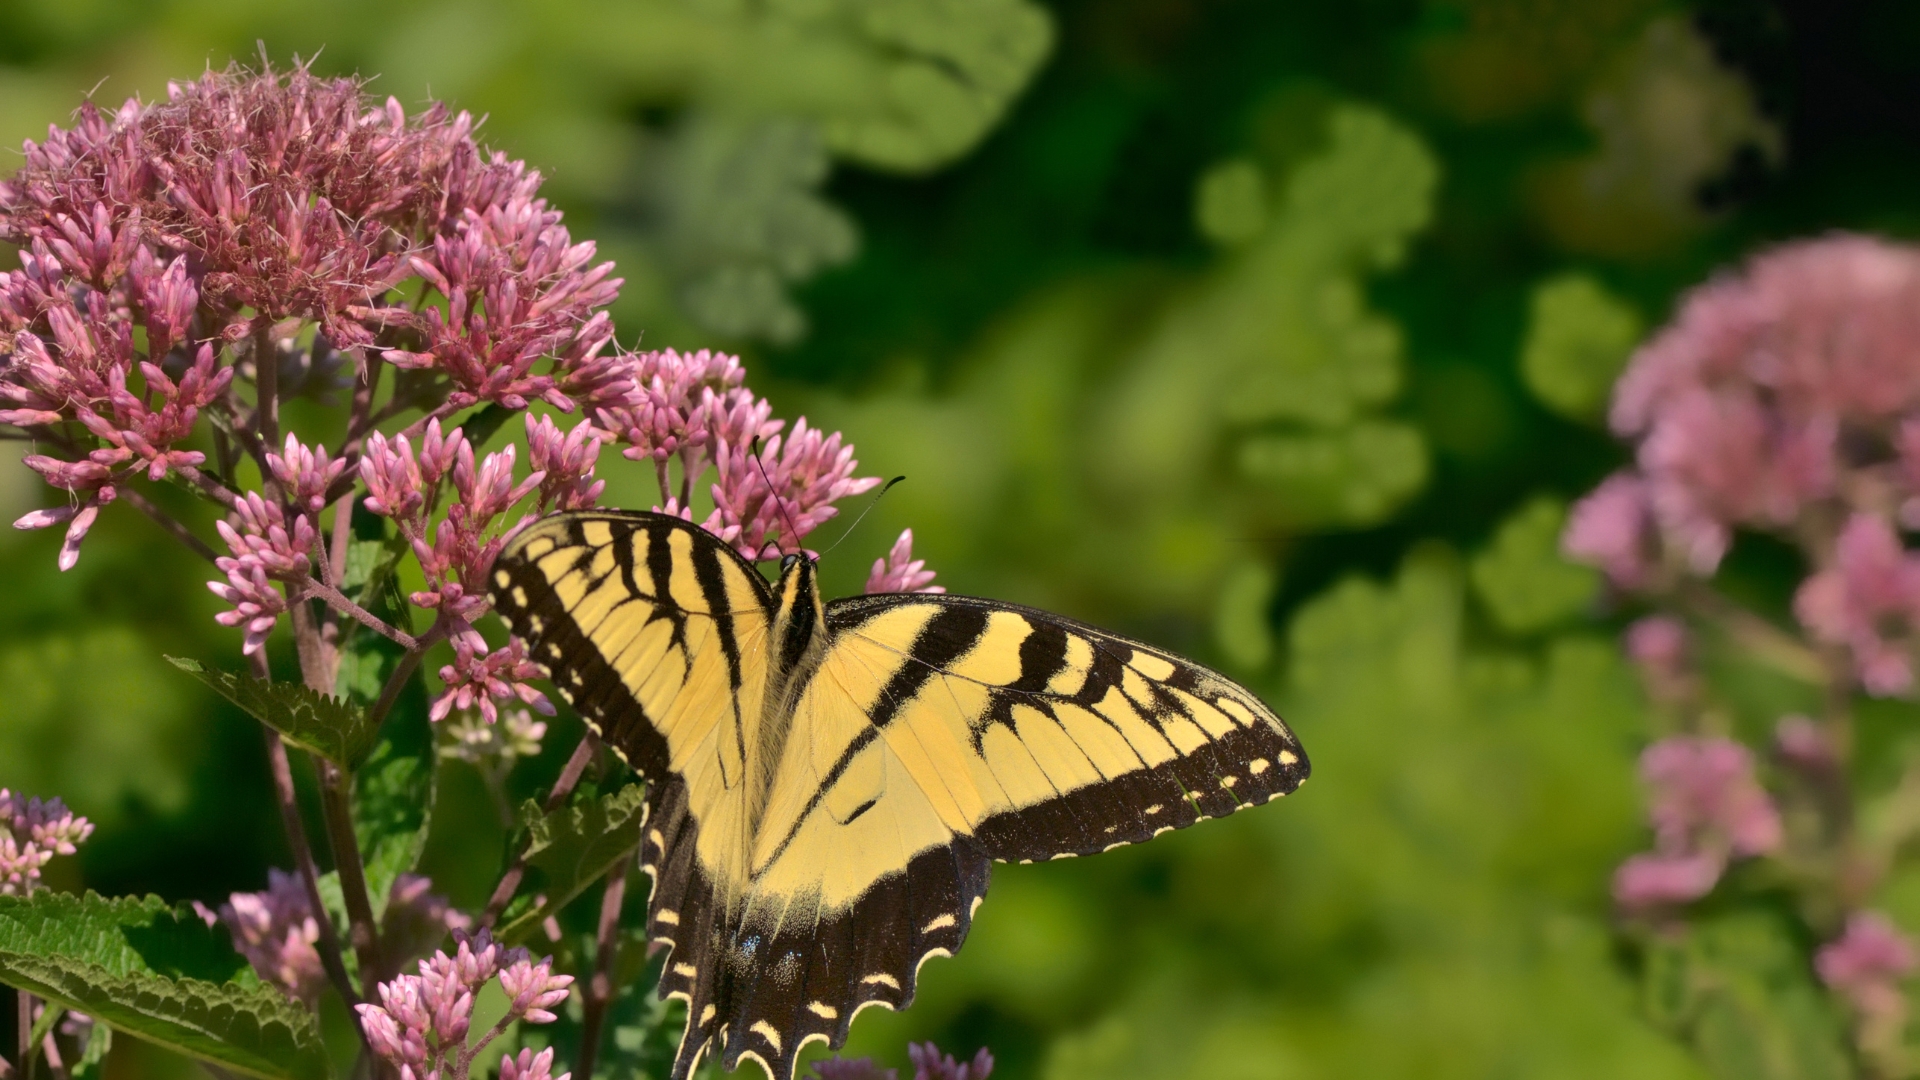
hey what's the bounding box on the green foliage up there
[351,702,436,922]
[0,892,328,1080]
[1469,496,1601,635]
[497,785,649,945]
[1521,274,1645,422]
[1641,912,1852,1080]
[165,657,377,770]
[632,115,859,344]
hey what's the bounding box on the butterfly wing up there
[491,511,778,1076]
[701,592,1308,1080]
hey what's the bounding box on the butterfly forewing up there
[490,511,1310,1080]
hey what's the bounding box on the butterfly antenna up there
[822,475,906,558]
[749,436,806,559]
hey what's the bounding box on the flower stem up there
[120,486,220,563]
[254,326,280,450]
[302,579,420,650]
[480,735,600,927]
[577,854,630,1080]
[316,759,386,993]
[260,720,364,1016]
[15,990,28,1080]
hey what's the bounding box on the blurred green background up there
[2,1,1917,1077]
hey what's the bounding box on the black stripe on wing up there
[823,592,1310,864]
[490,509,774,780]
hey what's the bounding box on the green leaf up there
[1520,273,1643,423]
[352,698,436,921]
[0,892,327,1080]
[634,114,859,344]
[165,656,378,769]
[1469,496,1600,635]
[334,525,436,915]
[498,785,649,945]
[587,0,1055,173]
[71,1018,111,1080]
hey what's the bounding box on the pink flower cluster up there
[0,64,623,567]
[1613,736,1782,912]
[0,789,92,896]
[356,929,573,1080]
[360,416,593,721]
[1564,235,1920,694]
[1816,911,1917,1023]
[586,347,884,561]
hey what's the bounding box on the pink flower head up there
[498,953,573,1023]
[713,417,881,560]
[1640,736,1782,858]
[1818,911,1917,1020]
[499,1047,570,1080]
[908,1043,996,1080]
[433,633,553,724]
[383,874,473,967]
[218,869,325,1004]
[0,788,90,897]
[866,529,944,594]
[1795,513,1920,696]
[266,434,346,517]
[525,413,605,512]
[1563,472,1659,588]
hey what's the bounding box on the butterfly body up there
[491,510,1309,1080]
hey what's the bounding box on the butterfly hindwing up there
[492,511,1310,1080]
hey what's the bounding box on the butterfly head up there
[772,550,826,678]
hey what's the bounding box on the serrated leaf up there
[0,892,327,1080]
[498,785,649,945]
[164,657,377,769]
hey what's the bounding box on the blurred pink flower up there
[219,869,325,1004]
[1613,850,1724,911]
[1563,471,1660,588]
[1614,736,1781,913]
[1624,615,1691,703]
[1795,513,1920,696]
[1774,714,1838,772]
[1817,911,1917,1021]
[1641,736,1782,857]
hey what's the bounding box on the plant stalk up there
[577,854,631,1080]
[316,760,386,993]
[480,735,600,927]
[260,722,364,1015]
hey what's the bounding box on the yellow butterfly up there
[491,510,1309,1080]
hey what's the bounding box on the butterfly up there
[490,509,1309,1080]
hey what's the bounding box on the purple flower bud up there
[499,1047,570,1080]
[266,434,346,517]
[499,955,574,1024]
[0,789,90,896]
